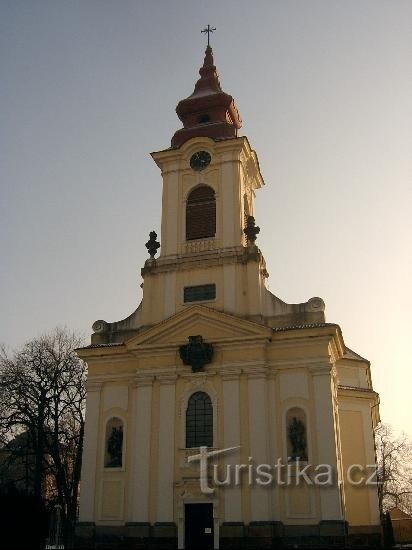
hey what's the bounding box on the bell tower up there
[89,40,326,345]
[141,45,270,326]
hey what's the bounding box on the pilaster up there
[221,367,242,522]
[129,373,154,522]
[245,366,271,521]
[78,380,102,522]
[310,364,343,521]
[156,373,177,522]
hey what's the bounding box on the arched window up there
[186,185,216,241]
[104,417,124,468]
[186,391,213,448]
[286,408,308,461]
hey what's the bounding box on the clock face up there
[190,151,211,171]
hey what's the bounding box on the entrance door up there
[184,503,214,549]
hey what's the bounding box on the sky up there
[0,1,411,436]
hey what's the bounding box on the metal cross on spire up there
[201,24,216,47]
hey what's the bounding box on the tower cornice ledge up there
[141,245,267,276]
[151,136,264,189]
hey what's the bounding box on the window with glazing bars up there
[183,284,216,303]
[186,391,213,448]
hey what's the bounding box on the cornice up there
[134,372,155,387]
[150,137,242,173]
[308,363,333,376]
[86,373,134,386]
[242,365,267,379]
[150,136,264,188]
[267,356,332,369]
[85,380,103,391]
[126,304,272,349]
[220,367,241,381]
[143,246,262,275]
[85,355,133,365]
[128,336,269,356]
[179,369,217,380]
[337,385,380,401]
[271,331,336,345]
[156,369,178,384]
[76,343,129,362]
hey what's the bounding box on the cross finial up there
[201,24,216,47]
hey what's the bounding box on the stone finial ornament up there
[244,215,260,245]
[92,320,109,333]
[145,231,160,258]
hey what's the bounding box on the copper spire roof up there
[171,46,242,147]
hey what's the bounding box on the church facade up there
[76,45,381,549]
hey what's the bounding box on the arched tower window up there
[186,185,216,241]
[104,417,124,468]
[186,391,213,448]
[286,407,308,461]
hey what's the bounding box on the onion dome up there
[171,46,242,147]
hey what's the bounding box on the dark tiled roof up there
[272,323,335,332]
[77,342,124,350]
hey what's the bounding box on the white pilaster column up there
[129,373,154,522]
[221,153,236,247]
[310,365,344,520]
[246,257,263,317]
[222,368,242,521]
[156,373,177,522]
[267,370,280,520]
[246,367,270,521]
[78,380,102,522]
[161,168,179,257]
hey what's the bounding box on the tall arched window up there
[186,391,213,448]
[104,417,124,468]
[186,185,216,241]
[286,407,308,461]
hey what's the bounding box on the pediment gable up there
[126,305,272,349]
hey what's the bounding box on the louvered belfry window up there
[186,391,213,448]
[186,185,216,241]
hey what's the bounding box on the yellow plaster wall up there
[79,310,379,531]
[339,409,372,525]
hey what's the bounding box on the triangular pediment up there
[126,305,272,350]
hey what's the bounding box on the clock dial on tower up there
[190,150,211,171]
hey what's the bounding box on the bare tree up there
[0,328,86,538]
[375,423,412,515]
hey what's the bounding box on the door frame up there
[178,497,219,549]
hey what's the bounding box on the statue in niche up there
[288,417,308,461]
[106,425,123,467]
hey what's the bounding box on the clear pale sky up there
[1,1,411,436]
